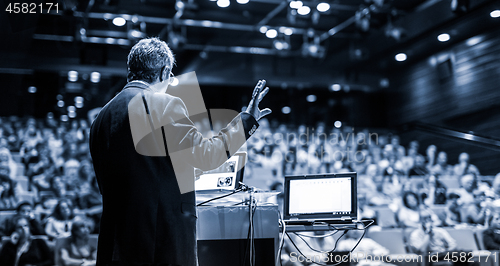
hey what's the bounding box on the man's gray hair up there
[127,37,175,83]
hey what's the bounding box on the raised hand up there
[246,79,272,121]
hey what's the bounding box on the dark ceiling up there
[1,0,499,91]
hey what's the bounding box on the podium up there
[197,205,279,266]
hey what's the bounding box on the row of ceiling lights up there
[394,9,500,62]
[210,0,331,12]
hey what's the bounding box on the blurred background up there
[1,0,500,264]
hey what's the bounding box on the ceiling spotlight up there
[297,5,311,15]
[67,106,76,112]
[68,71,78,82]
[491,10,500,18]
[289,1,303,9]
[175,0,185,10]
[61,115,69,122]
[57,100,65,108]
[274,41,284,50]
[273,40,289,50]
[265,29,278,39]
[437,33,450,42]
[74,96,84,103]
[259,26,268,34]
[334,121,342,128]
[281,106,291,114]
[76,101,84,108]
[112,17,126,27]
[28,86,37,93]
[217,0,230,8]
[236,0,249,4]
[284,28,293,36]
[395,53,407,62]
[330,84,341,91]
[90,72,101,83]
[317,2,330,12]
[306,95,317,102]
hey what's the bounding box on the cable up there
[196,188,244,206]
[293,230,347,254]
[276,210,286,266]
[243,192,258,266]
[282,220,375,266]
[294,230,340,238]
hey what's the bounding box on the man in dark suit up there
[89,37,271,266]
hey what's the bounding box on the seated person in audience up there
[425,145,437,172]
[368,175,395,206]
[47,175,77,202]
[30,144,59,192]
[59,220,97,266]
[431,151,454,177]
[62,159,81,191]
[444,193,462,226]
[462,189,493,226]
[0,173,18,209]
[409,155,428,177]
[45,198,77,239]
[0,147,18,178]
[358,194,376,221]
[397,191,441,228]
[337,229,390,259]
[0,216,53,266]
[482,211,500,250]
[418,174,447,205]
[402,146,417,175]
[0,201,45,237]
[453,153,480,177]
[409,208,456,255]
[455,174,477,206]
[491,172,500,199]
[74,178,102,234]
[382,153,405,177]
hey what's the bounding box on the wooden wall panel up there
[389,28,500,175]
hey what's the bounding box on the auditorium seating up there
[368,228,408,254]
[367,227,499,266]
[375,207,398,228]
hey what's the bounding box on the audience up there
[409,208,456,255]
[417,174,447,205]
[453,152,480,177]
[337,229,390,258]
[0,173,18,209]
[0,115,499,264]
[443,193,462,226]
[431,151,454,177]
[45,198,77,240]
[0,201,45,237]
[397,191,440,228]
[0,216,53,266]
[461,189,493,226]
[455,174,477,206]
[483,211,500,250]
[59,220,97,266]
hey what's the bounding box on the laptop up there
[283,173,357,225]
[195,152,246,192]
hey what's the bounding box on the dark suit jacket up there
[89,81,259,265]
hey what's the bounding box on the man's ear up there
[160,66,167,83]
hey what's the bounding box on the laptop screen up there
[284,173,357,222]
[195,152,246,191]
